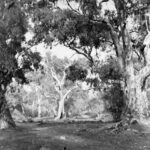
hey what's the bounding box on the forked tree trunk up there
[55,87,77,120]
[50,66,78,120]
[0,94,15,129]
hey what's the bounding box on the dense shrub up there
[103,83,125,121]
[96,58,125,121]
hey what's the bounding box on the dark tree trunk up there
[0,93,15,129]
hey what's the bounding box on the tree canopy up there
[23,0,150,121]
[0,0,42,90]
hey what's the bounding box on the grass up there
[0,121,150,150]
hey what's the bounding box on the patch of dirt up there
[0,121,150,150]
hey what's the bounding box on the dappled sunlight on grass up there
[53,135,85,144]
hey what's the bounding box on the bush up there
[103,83,125,122]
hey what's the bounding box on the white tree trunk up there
[36,87,42,118]
[32,100,35,117]
[124,62,150,122]
[50,67,78,120]
[55,86,77,120]
[21,104,25,115]
[55,96,65,120]
[38,95,41,118]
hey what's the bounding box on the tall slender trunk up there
[55,95,65,120]
[37,92,41,118]
[21,103,25,115]
[0,93,15,129]
[35,86,42,118]
[32,99,35,117]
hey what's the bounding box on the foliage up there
[6,83,24,111]
[65,62,88,82]
[5,0,150,121]
[0,1,42,92]
[93,58,124,121]
[97,58,123,83]
[24,0,150,74]
[102,83,124,121]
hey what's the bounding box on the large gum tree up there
[0,0,41,129]
[44,53,87,120]
[25,0,150,123]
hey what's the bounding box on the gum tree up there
[0,1,41,129]
[26,0,150,123]
[45,53,87,120]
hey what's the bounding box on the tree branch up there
[141,74,150,90]
[133,49,141,60]
[63,85,78,100]
[89,19,123,57]
[50,68,61,88]
[61,71,66,85]
[66,0,81,15]
[139,64,150,90]
[65,43,91,61]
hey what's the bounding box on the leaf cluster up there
[0,1,42,89]
[65,62,88,82]
[97,58,123,83]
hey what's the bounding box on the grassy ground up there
[0,121,150,150]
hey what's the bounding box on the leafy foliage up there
[0,1,42,90]
[103,83,124,121]
[5,0,150,121]
[97,58,123,83]
[65,62,88,82]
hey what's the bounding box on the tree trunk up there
[38,100,41,118]
[21,103,25,115]
[32,99,35,117]
[55,86,77,120]
[37,92,42,118]
[123,62,150,123]
[0,94,15,129]
[55,95,65,120]
[35,86,42,118]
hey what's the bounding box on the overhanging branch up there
[89,19,123,58]
[64,42,93,63]
[66,0,81,15]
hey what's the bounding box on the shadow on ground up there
[0,121,150,150]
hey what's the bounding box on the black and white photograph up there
[0,0,150,149]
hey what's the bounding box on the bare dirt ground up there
[0,121,150,150]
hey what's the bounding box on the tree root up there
[105,118,139,134]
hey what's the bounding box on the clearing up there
[0,121,150,150]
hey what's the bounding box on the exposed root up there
[105,117,139,134]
